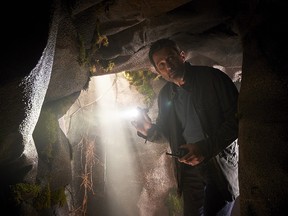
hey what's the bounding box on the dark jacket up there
[141,62,239,201]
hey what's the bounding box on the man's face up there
[152,47,186,85]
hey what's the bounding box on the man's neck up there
[175,69,186,86]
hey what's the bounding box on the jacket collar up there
[183,62,194,89]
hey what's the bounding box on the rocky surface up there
[1,0,288,215]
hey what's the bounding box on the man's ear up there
[180,51,186,62]
[151,66,160,75]
[154,69,160,75]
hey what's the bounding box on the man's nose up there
[165,61,173,70]
[166,65,172,71]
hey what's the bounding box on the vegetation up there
[11,183,41,204]
[123,70,159,107]
[10,183,67,210]
[77,19,113,75]
[70,129,104,215]
[165,188,183,216]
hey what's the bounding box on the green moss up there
[123,70,158,107]
[11,182,67,210]
[34,184,51,209]
[77,19,113,76]
[33,184,67,209]
[10,183,41,204]
[98,60,115,73]
[51,187,67,206]
[165,188,183,216]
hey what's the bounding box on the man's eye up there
[158,63,165,70]
[167,55,177,61]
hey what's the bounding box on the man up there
[132,38,239,216]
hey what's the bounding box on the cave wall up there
[0,0,287,215]
[236,1,288,215]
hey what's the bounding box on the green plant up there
[10,182,67,210]
[10,183,41,205]
[123,70,159,107]
[165,188,183,216]
[77,18,113,76]
[50,187,67,206]
[34,184,51,209]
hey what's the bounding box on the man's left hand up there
[178,143,205,166]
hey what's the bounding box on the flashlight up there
[118,107,149,119]
[136,107,149,114]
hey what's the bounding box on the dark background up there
[1,0,53,84]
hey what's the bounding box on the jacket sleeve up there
[137,123,168,143]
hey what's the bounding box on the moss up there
[50,187,67,207]
[11,182,67,210]
[34,183,51,209]
[77,18,112,76]
[123,70,158,107]
[10,183,41,205]
[34,184,67,209]
[165,188,183,216]
[93,34,109,49]
[98,60,115,73]
[137,81,153,107]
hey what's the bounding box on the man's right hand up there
[131,107,152,136]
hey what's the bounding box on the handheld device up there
[166,149,188,158]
